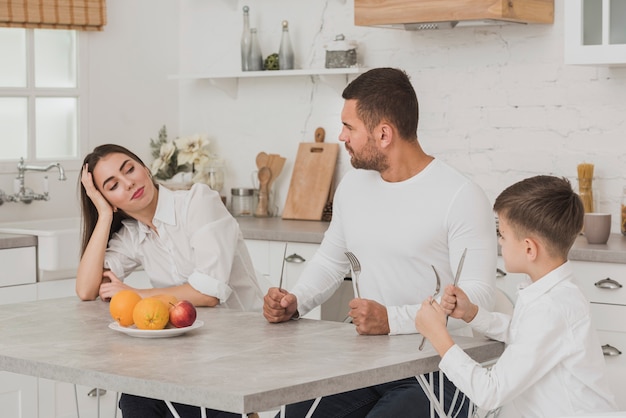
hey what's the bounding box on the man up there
[263,67,497,417]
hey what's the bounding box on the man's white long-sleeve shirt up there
[440,261,617,416]
[291,158,497,334]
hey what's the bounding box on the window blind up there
[0,0,107,31]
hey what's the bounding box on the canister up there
[325,34,357,69]
[231,188,257,217]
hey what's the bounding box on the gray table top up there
[0,297,503,414]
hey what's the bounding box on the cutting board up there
[282,128,339,221]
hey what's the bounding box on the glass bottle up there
[248,28,264,71]
[278,20,294,70]
[621,186,626,235]
[240,6,251,71]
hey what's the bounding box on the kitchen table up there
[0,297,503,416]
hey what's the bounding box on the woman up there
[77,144,263,417]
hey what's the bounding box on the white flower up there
[150,141,177,175]
[175,134,211,167]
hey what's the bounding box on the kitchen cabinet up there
[39,379,119,418]
[565,0,626,65]
[354,0,554,29]
[571,260,626,409]
[0,246,37,287]
[0,372,38,418]
[169,67,365,98]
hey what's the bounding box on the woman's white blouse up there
[104,184,263,311]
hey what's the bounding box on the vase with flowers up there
[149,125,224,192]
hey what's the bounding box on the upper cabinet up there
[565,0,626,66]
[354,0,554,30]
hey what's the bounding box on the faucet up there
[0,157,67,205]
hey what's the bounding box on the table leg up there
[304,397,322,418]
[416,374,449,418]
[164,400,182,418]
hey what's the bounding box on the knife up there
[446,247,467,325]
[278,243,288,290]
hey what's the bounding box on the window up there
[0,27,86,165]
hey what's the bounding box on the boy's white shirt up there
[439,261,618,417]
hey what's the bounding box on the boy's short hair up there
[494,175,584,258]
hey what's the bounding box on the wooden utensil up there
[282,127,339,221]
[267,154,286,191]
[255,166,272,217]
[256,152,269,170]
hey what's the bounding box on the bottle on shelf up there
[278,20,294,70]
[240,6,251,71]
[248,28,264,71]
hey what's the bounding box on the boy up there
[415,175,617,417]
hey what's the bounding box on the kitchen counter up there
[0,297,503,414]
[236,217,626,265]
[0,233,36,250]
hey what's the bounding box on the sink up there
[0,218,80,273]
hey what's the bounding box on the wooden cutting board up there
[282,128,339,221]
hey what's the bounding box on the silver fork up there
[418,265,441,351]
[343,251,362,323]
[345,251,361,299]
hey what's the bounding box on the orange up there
[132,298,169,330]
[152,294,179,308]
[109,289,142,327]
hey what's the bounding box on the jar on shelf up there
[621,186,626,235]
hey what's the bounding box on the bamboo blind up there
[0,0,106,31]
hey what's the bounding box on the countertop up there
[237,217,626,265]
[0,233,37,250]
[3,216,626,264]
[0,297,503,414]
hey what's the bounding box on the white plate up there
[108,320,204,338]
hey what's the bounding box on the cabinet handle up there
[602,344,622,357]
[285,253,305,263]
[496,268,507,278]
[594,278,623,290]
[87,388,107,397]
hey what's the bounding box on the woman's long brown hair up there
[78,144,155,256]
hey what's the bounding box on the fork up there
[343,252,362,323]
[345,251,361,299]
[418,265,441,351]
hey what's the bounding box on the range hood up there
[354,0,554,30]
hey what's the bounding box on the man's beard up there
[348,136,389,172]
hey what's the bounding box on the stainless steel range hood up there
[355,0,554,30]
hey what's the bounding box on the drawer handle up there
[602,344,622,357]
[496,268,507,278]
[87,388,107,397]
[285,253,305,263]
[594,278,623,290]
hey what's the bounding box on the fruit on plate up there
[109,289,142,327]
[152,294,178,306]
[168,300,197,328]
[133,298,169,330]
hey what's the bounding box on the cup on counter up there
[583,213,611,244]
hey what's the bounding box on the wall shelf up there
[168,67,365,98]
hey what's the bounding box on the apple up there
[168,300,197,328]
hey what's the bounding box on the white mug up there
[584,213,611,244]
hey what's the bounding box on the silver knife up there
[446,247,467,324]
[278,243,288,290]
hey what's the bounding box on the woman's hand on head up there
[82,164,114,218]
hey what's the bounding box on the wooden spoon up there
[255,166,272,217]
[256,152,269,170]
